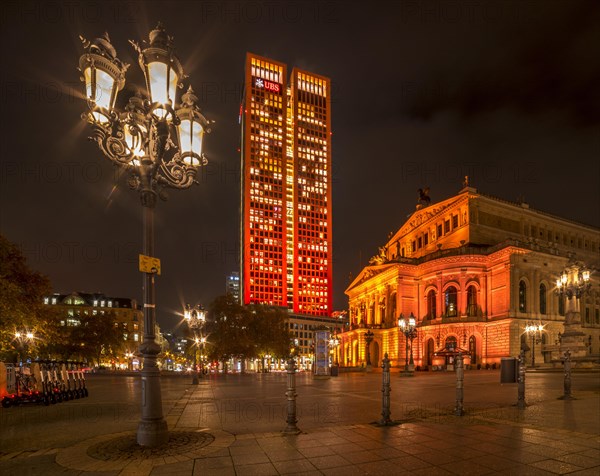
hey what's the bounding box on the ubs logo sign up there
[254,77,281,94]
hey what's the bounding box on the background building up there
[339,184,600,369]
[241,53,332,317]
[226,271,241,303]
[43,292,143,353]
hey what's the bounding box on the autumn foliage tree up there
[0,234,62,361]
[205,295,293,371]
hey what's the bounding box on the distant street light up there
[14,330,35,365]
[329,333,340,366]
[524,323,543,368]
[78,23,211,447]
[398,313,417,376]
[184,304,206,385]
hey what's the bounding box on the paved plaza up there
[0,370,599,475]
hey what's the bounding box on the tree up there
[0,234,62,361]
[248,304,293,370]
[205,296,293,372]
[206,294,253,371]
[69,311,125,366]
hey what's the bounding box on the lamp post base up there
[192,375,199,385]
[137,419,168,447]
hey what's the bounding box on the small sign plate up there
[139,254,161,275]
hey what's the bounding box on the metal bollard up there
[379,353,392,425]
[561,350,574,400]
[283,356,301,434]
[454,352,464,416]
[517,350,526,409]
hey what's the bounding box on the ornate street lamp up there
[364,330,374,367]
[398,312,417,376]
[125,351,134,370]
[78,23,211,447]
[555,261,592,305]
[184,304,206,385]
[524,322,543,368]
[555,260,593,360]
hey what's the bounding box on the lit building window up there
[445,286,458,317]
[467,286,477,317]
[519,281,527,313]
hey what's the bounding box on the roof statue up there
[417,187,431,207]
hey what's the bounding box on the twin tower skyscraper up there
[240,53,332,317]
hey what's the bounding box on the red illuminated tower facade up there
[241,53,332,316]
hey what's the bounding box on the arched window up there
[389,293,397,324]
[539,283,547,315]
[467,286,477,317]
[427,290,437,319]
[445,286,458,317]
[469,335,477,364]
[519,281,527,312]
[558,295,565,316]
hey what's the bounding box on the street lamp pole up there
[398,313,417,376]
[524,323,543,368]
[364,330,374,367]
[78,24,211,447]
[184,304,206,385]
[329,333,340,366]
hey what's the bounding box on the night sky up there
[1,1,599,332]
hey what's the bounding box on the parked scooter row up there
[2,361,88,408]
[1,364,41,408]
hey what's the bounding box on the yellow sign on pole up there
[139,254,161,275]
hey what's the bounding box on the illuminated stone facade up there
[241,53,332,316]
[339,186,600,369]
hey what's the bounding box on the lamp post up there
[329,333,340,366]
[555,261,592,306]
[524,323,543,368]
[199,336,207,376]
[398,313,417,375]
[78,24,211,447]
[184,304,206,385]
[555,259,593,364]
[125,351,134,371]
[364,330,374,368]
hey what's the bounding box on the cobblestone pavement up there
[0,370,598,475]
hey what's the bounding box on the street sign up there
[139,254,161,275]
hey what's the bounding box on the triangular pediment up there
[392,195,467,242]
[345,263,397,294]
